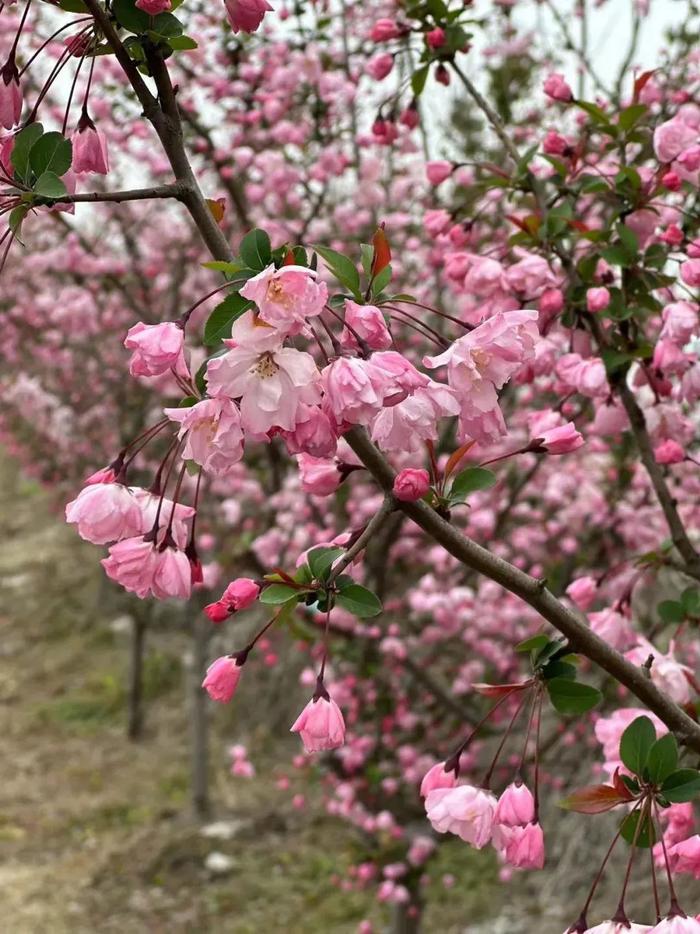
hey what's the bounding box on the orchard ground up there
[0,451,518,933]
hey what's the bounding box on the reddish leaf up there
[506,214,540,236]
[471,681,531,697]
[282,248,296,266]
[371,225,391,276]
[271,568,298,585]
[569,220,591,233]
[612,767,635,801]
[559,784,630,814]
[444,440,477,481]
[633,69,656,104]
[206,198,226,225]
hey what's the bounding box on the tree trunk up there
[189,614,211,820]
[127,612,147,741]
[390,898,423,934]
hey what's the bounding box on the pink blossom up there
[494,782,535,826]
[556,354,608,398]
[291,693,346,753]
[370,18,401,42]
[626,638,692,705]
[321,356,387,425]
[650,918,700,933]
[101,536,158,599]
[0,58,22,129]
[124,321,185,378]
[205,578,259,621]
[424,309,539,443]
[589,608,634,651]
[66,482,142,544]
[393,468,430,502]
[426,160,452,185]
[653,338,688,375]
[654,118,698,163]
[566,576,597,611]
[280,404,338,458]
[464,256,506,297]
[239,264,327,334]
[540,288,565,315]
[655,439,685,464]
[297,454,341,496]
[342,300,392,350]
[543,130,569,155]
[505,254,555,296]
[424,784,497,848]
[206,340,320,435]
[583,924,651,934]
[669,835,700,879]
[595,708,667,776]
[152,545,192,599]
[202,656,243,702]
[680,259,700,288]
[371,382,460,453]
[367,53,394,81]
[135,0,171,12]
[164,397,244,476]
[586,287,610,313]
[494,822,545,870]
[224,0,273,34]
[533,422,584,454]
[543,73,573,102]
[660,301,698,344]
[72,119,110,175]
[426,27,445,48]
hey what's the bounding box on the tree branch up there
[343,426,700,753]
[39,183,187,205]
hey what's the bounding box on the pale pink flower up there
[424,309,539,443]
[101,536,158,599]
[164,397,244,476]
[654,118,698,163]
[426,160,452,185]
[653,339,689,375]
[583,923,651,934]
[425,785,496,848]
[131,489,194,548]
[589,608,634,651]
[240,264,327,334]
[494,782,535,826]
[370,18,401,41]
[393,468,430,502]
[321,356,387,425]
[367,53,394,81]
[543,72,573,102]
[297,454,342,496]
[124,321,185,378]
[152,546,192,600]
[202,656,243,702]
[532,422,584,454]
[0,58,22,129]
[206,340,320,435]
[626,638,692,705]
[72,116,110,174]
[342,301,392,351]
[655,439,685,464]
[494,822,545,870]
[280,404,338,458]
[224,0,273,34]
[660,302,698,344]
[464,256,506,297]
[370,381,460,453]
[504,254,556,296]
[556,354,608,398]
[669,835,700,879]
[680,259,700,288]
[426,27,445,48]
[66,482,142,545]
[587,287,611,313]
[291,694,346,753]
[566,576,597,610]
[650,918,700,933]
[205,577,260,622]
[419,762,457,797]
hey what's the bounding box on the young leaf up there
[559,784,630,814]
[335,583,382,618]
[681,588,700,617]
[411,64,429,97]
[449,467,496,501]
[646,733,678,785]
[619,716,656,777]
[620,809,656,848]
[546,678,602,715]
[239,228,272,271]
[33,171,67,199]
[371,226,391,277]
[307,546,345,582]
[471,682,529,698]
[313,245,361,298]
[10,122,43,182]
[203,293,253,345]
[515,634,550,654]
[29,132,72,179]
[443,440,476,481]
[658,600,685,624]
[371,264,392,297]
[661,768,700,803]
[259,583,305,605]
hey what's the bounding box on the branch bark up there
[40,183,187,205]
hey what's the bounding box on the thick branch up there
[40,183,186,205]
[329,497,395,582]
[343,426,700,753]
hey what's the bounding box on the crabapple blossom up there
[65,482,142,545]
[124,322,185,378]
[393,468,430,502]
[224,0,273,34]
[239,264,327,334]
[164,397,244,476]
[424,785,497,849]
[291,694,346,753]
[202,656,243,702]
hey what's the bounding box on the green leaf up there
[546,678,602,714]
[658,600,685,624]
[681,588,700,617]
[371,264,392,297]
[307,547,345,582]
[335,583,382,618]
[259,584,304,605]
[619,716,656,777]
[9,204,29,239]
[620,809,656,848]
[575,100,613,127]
[541,660,577,681]
[29,132,72,179]
[167,34,197,49]
[239,228,272,271]
[449,467,497,502]
[360,243,373,278]
[313,245,361,299]
[10,123,43,182]
[203,293,253,346]
[617,223,639,259]
[201,260,244,274]
[646,733,678,785]
[661,768,700,803]
[148,11,184,37]
[618,103,647,132]
[515,634,550,654]
[411,64,430,97]
[33,172,67,198]
[112,0,151,33]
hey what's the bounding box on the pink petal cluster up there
[425,784,497,848]
[202,655,243,702]
[393,468,430,502]
[164,397,244,476]
[240,264,327,334]
[291,694,346,753]
[124,322,185,378]
[224,0,273,34]
[204,577,260,622]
